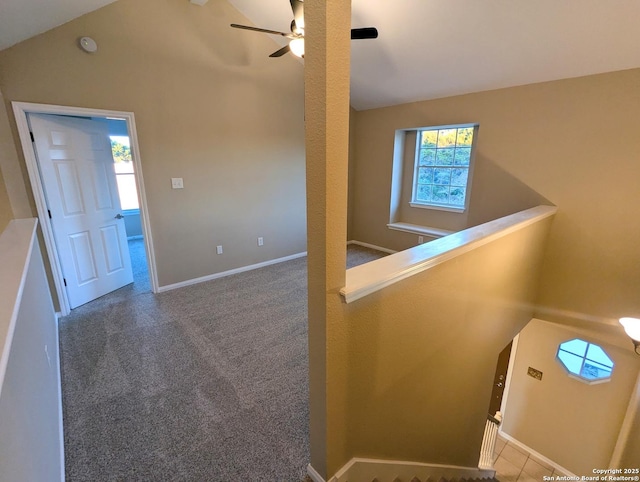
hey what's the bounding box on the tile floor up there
[494,435,568,482]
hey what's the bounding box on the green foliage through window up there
[412,125,476,210]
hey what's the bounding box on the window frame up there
[556,338,614,385]
[409,123,478,213]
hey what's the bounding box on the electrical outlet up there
[171,177,184,189]
[418,235,424,244]
[257,237,264,246]
[216,245,223,255]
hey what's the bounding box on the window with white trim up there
[110,135,139,211]
[411,125,477,212]
[556,338,614,383]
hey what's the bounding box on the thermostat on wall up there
[79,37,98,53]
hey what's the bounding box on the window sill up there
[387,222,454,238]
[409,202,466,213]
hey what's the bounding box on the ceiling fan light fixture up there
[289,37,304,58]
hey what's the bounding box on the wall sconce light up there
[619,317,640,355]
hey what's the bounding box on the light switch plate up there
[171,178,184,189]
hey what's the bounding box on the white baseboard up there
[326,457,495,482]
[498,430,576,477]
[157,252,307,293]
[347,240,397,254]
[307,463,326,482]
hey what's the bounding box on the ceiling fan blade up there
[230,23,295,38]
[290,0,305,31]
[351,27,378,40]
[269,44,291,58]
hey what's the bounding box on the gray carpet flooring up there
[59,240,386,481]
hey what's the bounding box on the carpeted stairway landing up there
[59,243,386,481]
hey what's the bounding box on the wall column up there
[304,0,351,479]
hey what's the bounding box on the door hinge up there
[30,131,35,142]
[47,209,52,219]
[63,278,67,287]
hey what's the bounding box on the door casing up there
[12,101,158,315]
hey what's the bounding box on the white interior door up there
[29,113,133,309]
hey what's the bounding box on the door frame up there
[12,101,158,315]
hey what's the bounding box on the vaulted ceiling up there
[1,0,640,110]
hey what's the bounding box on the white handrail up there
[341,205,557,303]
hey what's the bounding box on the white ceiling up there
[229,0,640,110]
[2,0,640,111]
[0,0,118,51]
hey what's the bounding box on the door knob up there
[115,213,124,219]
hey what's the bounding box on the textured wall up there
[349,69,640,323]
[503,319,639,474]
[328,217,554,475]
[0,0,306,287]
[304,0,351,478]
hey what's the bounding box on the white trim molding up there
[11,101,159,315]
[325,457,495,482]
[343,205,557,303]
[347,240,397,255]
[157,252,307,292]
[387,221,454,238]
[307,463,326,482]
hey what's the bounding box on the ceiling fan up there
[230,0,378,58]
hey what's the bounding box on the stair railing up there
[479,411,502,470]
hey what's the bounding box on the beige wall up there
[304,0,352,477]
[0,166,12,233]
[0,88,26,230]
[325,217,554,476]
[350,69,640,323]
[502,319,640,474]
[0,0,306,287]
[0,225,61,481]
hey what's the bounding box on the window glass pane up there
[560,339,588,357]
[116,174,139,210]
[421,130,438,148]
[454,147,471,166]
[419,148,437,166]
[558,350,583,375]
[581,362,612,380]
[114,161,134,174]
[557,339,613,382]
[417,167,433,184]
[450,168,468,187]
[586,344,614,368]
[436,148,454,166]
[456,127,474,146]
[433,168,451,185]
[416,184,432,202]
[450,187,465,206]
[412,125,477,209]
[437,129,457,148]
[432,186,449,204]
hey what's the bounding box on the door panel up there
[100,225,126,273]
[29,113,133,308]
